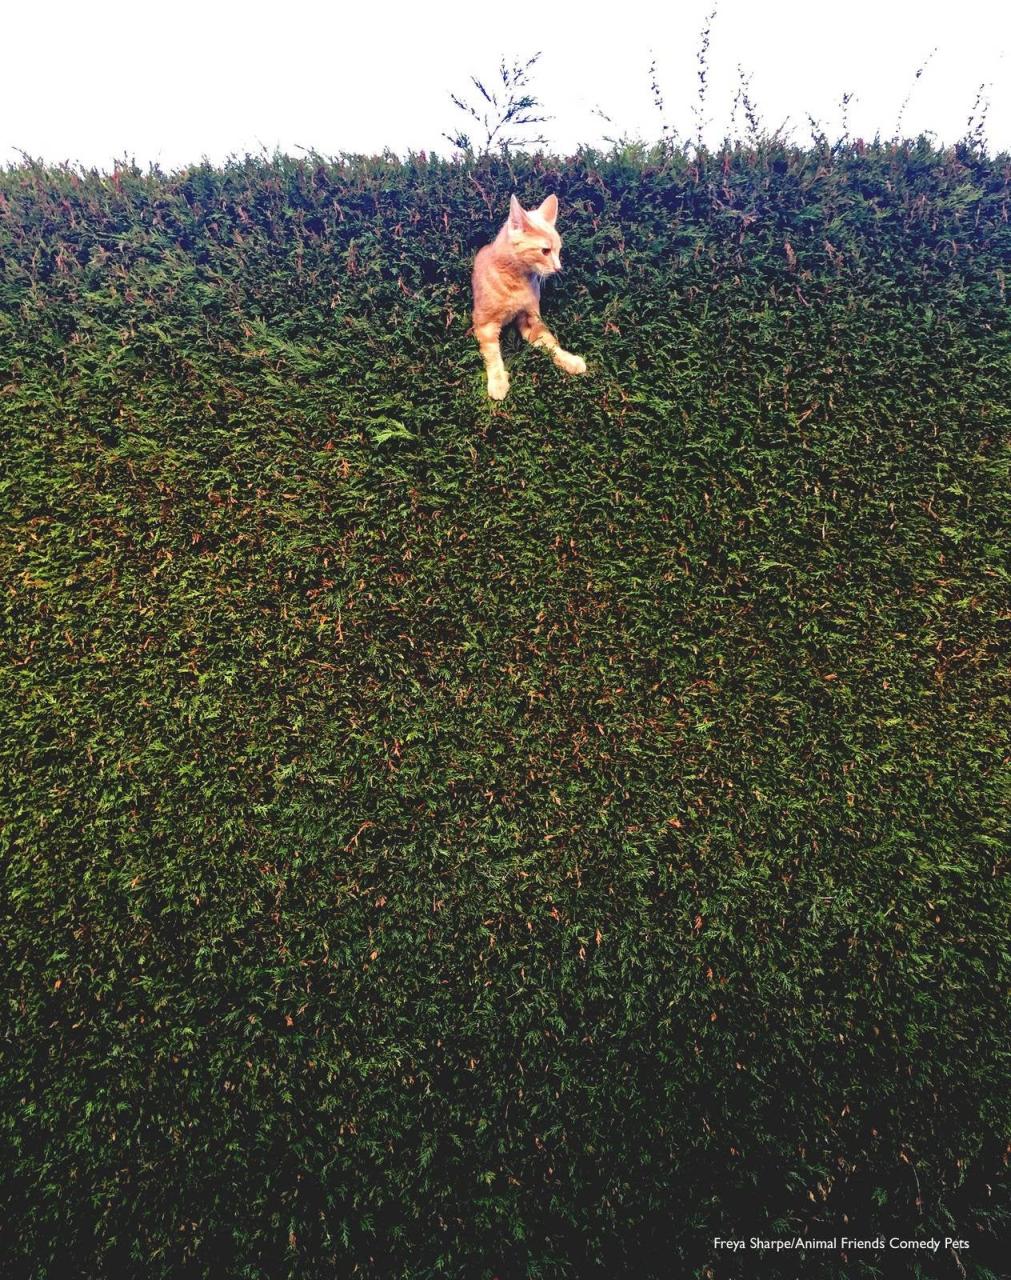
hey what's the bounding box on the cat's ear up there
[508,194,529,231]
[536,194,558,224]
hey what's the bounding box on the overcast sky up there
[3,0,1009,171]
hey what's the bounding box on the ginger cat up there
[471,193,586,400]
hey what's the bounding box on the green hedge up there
[2,139,1010,1279]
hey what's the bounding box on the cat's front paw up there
[556,351,587,376]
[487,369,510,400]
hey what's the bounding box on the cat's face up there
[508,193,563,276]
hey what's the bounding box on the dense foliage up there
[2,139,1010,1279]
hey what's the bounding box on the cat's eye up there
[541,247,550,255]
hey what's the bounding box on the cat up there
[471,193,587,400]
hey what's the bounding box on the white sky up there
[3,0,1009,171]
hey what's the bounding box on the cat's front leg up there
[552,347,587,376]
[475,322,510,400]
[517,312,586,377]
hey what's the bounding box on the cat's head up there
[507,194,563,276]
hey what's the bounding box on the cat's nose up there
[552,255,562,272]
